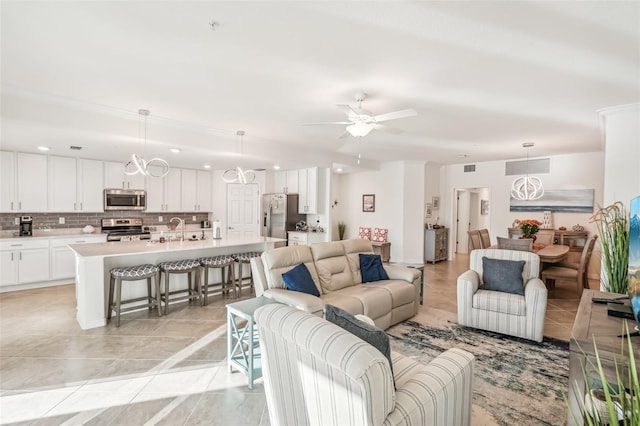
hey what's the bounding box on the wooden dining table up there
[532,243,570,263]
[488,243,570,263]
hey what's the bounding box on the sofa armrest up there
[250,257,268,297]
[383,265,421,283]
[523,278,547,342]
[456,270,480,327]
[386,348,474,425]
[263,288,324,316]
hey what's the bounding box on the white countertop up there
[0,229,105,241]
[69,236,285,258]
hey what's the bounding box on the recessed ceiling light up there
[336,168,343,173]
[169,148,181,153]
[203,164,211,169]
[69,145,83,150]
[273,165,281,170]
[457,154,468,158]
[37,146,51,151]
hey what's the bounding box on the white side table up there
[226,296,280,389]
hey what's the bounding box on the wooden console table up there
[567,289,639,425]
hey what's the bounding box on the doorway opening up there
[453,187,490,254]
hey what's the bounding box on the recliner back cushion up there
[343,239,375,284]
[310,242,353,292]
[262,245,322,295]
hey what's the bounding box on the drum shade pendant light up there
[511,142,544,201]
[222,130,256,184]
[124,109,170,178]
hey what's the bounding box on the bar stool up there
[199,255,236,305]
[232,251,262,296]
[158,259,202,314]
[108,264,161,327]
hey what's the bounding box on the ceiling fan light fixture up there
[346,122,374,138]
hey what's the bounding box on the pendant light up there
[222,130,256,184]
[511,142,544,201]
[124,109,170,178]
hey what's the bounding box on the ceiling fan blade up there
[373,124,403,134]
[373,108,417,122]
[336,104,360,119]
[302,121,352,126]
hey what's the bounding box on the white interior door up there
[456,190,471,253]
[227,183,259,238]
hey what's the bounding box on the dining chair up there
[541,235,598,295]
[496,236,533,252]
[535,229,555,245]
[478,229,491,248]
[468,230,482,250]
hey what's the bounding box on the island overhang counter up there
[70,236,284,330]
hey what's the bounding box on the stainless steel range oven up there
[102,218,151,242]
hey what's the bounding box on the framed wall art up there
[362,194,375,212]
[432,196,440,209]
[425,203,433,218]
[481,199,489,215]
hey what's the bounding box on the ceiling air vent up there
[463,164,476,173]
[69,145,83,150]
[505,158,549,176]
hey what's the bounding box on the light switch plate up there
[14,217,19,225]
[59,217,65,224]
[158,216,163,222]
[192,216,196,221]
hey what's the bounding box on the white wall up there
[336,161,425,263]
[441,151,605,259]
[424,162,441,226]
[599,103,640,207]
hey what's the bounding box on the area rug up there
[387,320,570,426]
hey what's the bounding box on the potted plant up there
[590,202,630,294]
[517,219,542,240]
[338,222,346,240]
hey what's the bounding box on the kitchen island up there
[70,236,284,329]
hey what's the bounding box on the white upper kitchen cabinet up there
[16,153,48,212]
[146,166,181,212]
[48,156,77,212]
[273,169,299,193]
[182,169,212,212]
[298,167,318,214]
[0,151,17,212]
[104,161,145,190]
[77,159,104,212]
[48,157,104,212]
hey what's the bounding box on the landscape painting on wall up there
[510,189,594,213]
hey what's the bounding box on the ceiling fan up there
[303,93,417,138]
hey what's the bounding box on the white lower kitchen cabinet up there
[50,235,106,280]
[0,239,50,287]
[287,231,327,246]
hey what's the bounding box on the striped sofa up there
[457,249,548,342]
[250,239,422,329]
[255,304,475,426]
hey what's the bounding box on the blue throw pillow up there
[325,304,395,388]
[282,263,320,297]
[481,256,526,295]
[360,254,389,283]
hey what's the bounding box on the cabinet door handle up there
[19,252,22,261]
[18,202,21,210]
[74,202,77,211]
[80,202,83,210]
[11,253,13,261]
[10,244,22,247]
[10,202,13,210]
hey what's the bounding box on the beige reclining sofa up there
[250,238,421,329]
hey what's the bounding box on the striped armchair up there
[255,304,474,426]
[457,249,548,342]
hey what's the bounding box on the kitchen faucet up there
[169,217,185,241]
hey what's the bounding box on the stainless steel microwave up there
[104,189,147,211]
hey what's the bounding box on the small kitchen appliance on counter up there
[201,220,211,228]
[19,216,33,236]
[212,221,222,239]
[101,218,151,242]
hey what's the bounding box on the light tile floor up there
[0,253,584,425]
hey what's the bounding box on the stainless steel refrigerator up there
[261,193,305,245]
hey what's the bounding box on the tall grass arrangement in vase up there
[567,322,639,425]
[338,222,346,240]
[590,202,630,294]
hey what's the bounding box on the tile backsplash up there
[0,212,210,231]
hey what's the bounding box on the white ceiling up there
[1,1,639,173]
